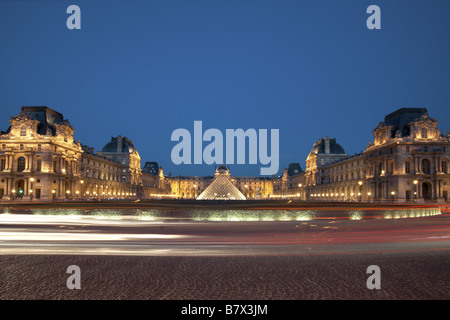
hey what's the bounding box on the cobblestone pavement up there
[1,211,449,300]
[1,252,449,300]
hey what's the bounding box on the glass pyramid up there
[197,173,246,200]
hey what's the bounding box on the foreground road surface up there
[0,212,449,299]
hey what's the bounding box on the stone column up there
[434,157,440,174]
[9,178,14,196]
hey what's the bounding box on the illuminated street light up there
[413,180,418,201]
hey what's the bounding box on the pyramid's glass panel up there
[197,174,246,200]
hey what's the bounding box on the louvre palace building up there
[0,106,449,203]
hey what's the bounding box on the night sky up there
[1,0,450,177]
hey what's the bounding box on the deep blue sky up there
[1,0,450,177]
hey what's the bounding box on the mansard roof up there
[381,108,429,137]
[9,106,72,136]
[143,161,159,175]
[287,163,303,176]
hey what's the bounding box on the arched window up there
[20,126,26,136]
[442,161,448,174]
[421,159,431,174]
[421,128,428,139]
[17,157,26,172]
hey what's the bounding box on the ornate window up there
[17,157,26,172]
[421,159,431,174]
[442,161,448,174]
[421,128,428,139]
[405,161,411,173]
[20,126,26,136]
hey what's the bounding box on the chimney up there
[324,136,330,154]
[117,135,123,153]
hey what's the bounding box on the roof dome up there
[311,137,346,155]
[216,165,229,173]
[101,136,136,153]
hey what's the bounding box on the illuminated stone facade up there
[278,108,450,203]
[167,166,274,200]
[1,106,449,203]
[0,107,169,201]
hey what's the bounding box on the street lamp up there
[358,181,363,202]
[413,179,418,201]
[29,177,35,200]
[80,180,84,200]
